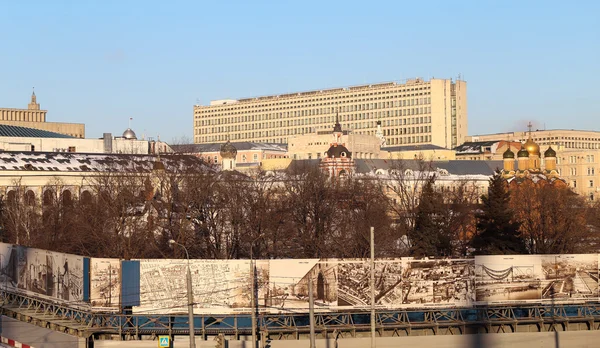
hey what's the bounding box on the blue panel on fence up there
[121,260,141,307]
[83,257,90,302]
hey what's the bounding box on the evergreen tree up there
[410,177,451,257]
[471,171,526,254]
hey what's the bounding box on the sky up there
[0,0,598,143]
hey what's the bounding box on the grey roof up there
[172,142,287,153]
[359,159,502,175]
[454,141,501,154]
[285,158,502,176]
[0,151,209,173]
[0,124,75,139]
[382,144,448,152]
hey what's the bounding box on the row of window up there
[571,180,595,189]
[197,114,434,136]
[198,85,434,112]
[568,167,596,176]
[566,155,596,164]
[197,103,434,126]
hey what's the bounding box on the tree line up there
[1,159,598,259]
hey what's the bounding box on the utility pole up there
[309,272,316,348]
[250,234,265,348]
[168,240,196,348]
[250,249,257,348]
[370,226,376,348]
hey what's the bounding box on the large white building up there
[0,124,170,155]
[194,78,467,149]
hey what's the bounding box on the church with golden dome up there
[501,123,565,187]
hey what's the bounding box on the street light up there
[168,239,196,348]
[249,234,265,348]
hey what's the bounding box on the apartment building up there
[194,78,467,149]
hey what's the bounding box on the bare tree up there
[281,167,337,258]
[385,158,436,255]
[3,178,42,246]
[510,181,591,254]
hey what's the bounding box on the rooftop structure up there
[0,91,85,138]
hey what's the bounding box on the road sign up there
[158,335,170,348]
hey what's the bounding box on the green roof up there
[0,124,75,139]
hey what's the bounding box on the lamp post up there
[250,234,265,348]
[370,226,376,348]
[168,240,196,348]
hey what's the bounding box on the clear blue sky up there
[1,0,598,142]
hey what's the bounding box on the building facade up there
[0,124,169,155]
[171,142,288,171]
[194,78,467,149]
[0,91,85,138]
[466,129,600,151]
[462,128,600,199]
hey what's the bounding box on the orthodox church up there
[319,113,355,178]
[501,125,566,187]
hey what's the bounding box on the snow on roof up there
[0,151,209,173]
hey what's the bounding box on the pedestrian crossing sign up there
[158,335,170,348]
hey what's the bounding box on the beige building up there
[171,142,288,171]
[383,144,456,161]
[288,129,382,160]
[0,91,85,138]
[466,129,600,151]
[462,128,600,199]
[194,78,467,149]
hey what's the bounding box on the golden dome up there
[524,138,540,156]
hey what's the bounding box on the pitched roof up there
[382,144,448,152]
[454,141,501,154]
[0,124,75,139]
[171,142,287,153]
[283,158,502,177]
[0,152,210,173]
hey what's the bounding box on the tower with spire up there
[319,108,355,178]
[28,88,40,110]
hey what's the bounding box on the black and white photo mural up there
[268,259,337,313]
[0,244,85,305]
[90,258,121,309]
[475,255,543,303]
[540,254,598,300]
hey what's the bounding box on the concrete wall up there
[0,316,85,348]
[265,332,600,348]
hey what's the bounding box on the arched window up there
[62,190,73,207]
[6,191,16,206]
[80,190,93,205]
[43,190,55,206]
[24,190,35,206]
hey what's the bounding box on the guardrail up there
[1,290,600,341]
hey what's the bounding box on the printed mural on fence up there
[0,243,598,313]
[0,243,85,306]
